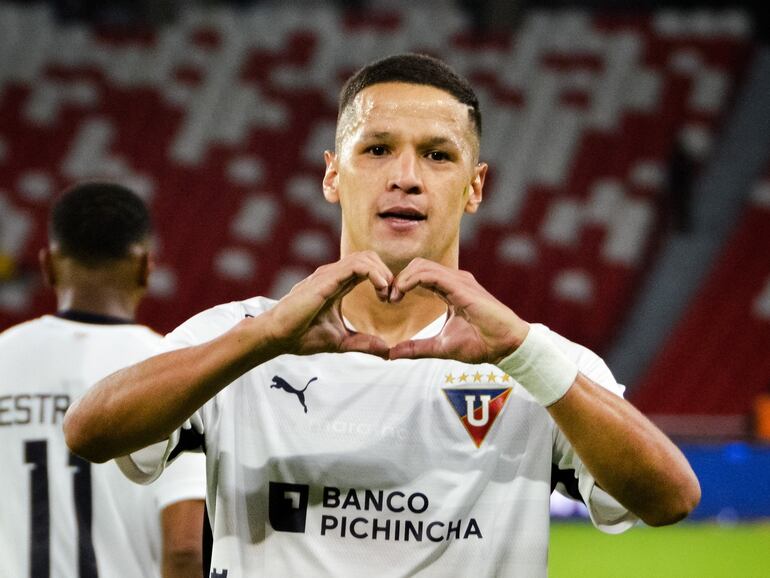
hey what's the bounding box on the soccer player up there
[64,55,701,577]
[0,182,206,577]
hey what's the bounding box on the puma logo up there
[270,376,318,413]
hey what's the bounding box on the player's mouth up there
[378,207,427,226]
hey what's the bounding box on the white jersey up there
[119,297,637,578]
[0,314,206,578]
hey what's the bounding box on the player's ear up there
[139,252,153,289]
[464,162,487,214]
[322,150,340,204]
[39,247,56,287]
[133,246,153,289]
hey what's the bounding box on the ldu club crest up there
[443,387,512,447]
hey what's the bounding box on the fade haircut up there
[337,53,482,144]
[50,182,151,266]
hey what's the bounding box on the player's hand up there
[263,251,392,357]
[388,258,529,364]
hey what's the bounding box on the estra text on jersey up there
[0,393,70,426]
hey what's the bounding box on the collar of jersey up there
[342,311,448,340]
[55,309,135,325]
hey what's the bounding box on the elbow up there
[641,472,701,527]
[63,403,112,464]
[164,546,203,576]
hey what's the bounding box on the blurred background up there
[0,0,768,575]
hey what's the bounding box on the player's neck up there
[341,284,446,347]
[55,287,138,322]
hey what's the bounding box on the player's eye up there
[426,150,450,161]
[365,145,389,156]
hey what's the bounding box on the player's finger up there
[340,332,390,358]
[335,269,391,304]
[360,260,393,302]
[388,337,445,360]
[317,254,393,302]
[341,252,395,303]
[390,267,452,304]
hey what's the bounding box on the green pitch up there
[550,521,770,578]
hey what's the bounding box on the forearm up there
[547,374,701,526]
[64,316,279,462]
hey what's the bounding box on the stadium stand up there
[0,1,756,360]
[632,174,770,437]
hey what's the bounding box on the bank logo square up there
[269,481,310,533]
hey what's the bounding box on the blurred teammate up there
[65,55,700,577]
[0,182,206,577]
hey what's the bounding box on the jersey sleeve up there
[546,326,639,534]
[116,298,273,485]
[149,451,207,510]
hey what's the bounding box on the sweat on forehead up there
[335,83,480,158]
[337,53,482,139]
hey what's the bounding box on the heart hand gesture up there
[388,258,529,364]
[263,253,528,363]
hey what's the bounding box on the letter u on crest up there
[465,394,491,427]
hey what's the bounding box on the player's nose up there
[387,151,423,195]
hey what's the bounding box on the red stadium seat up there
[632,178,770,434]
[0,4,754,354]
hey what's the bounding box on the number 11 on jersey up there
[24,439,97,578]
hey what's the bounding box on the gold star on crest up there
[444,373,455,384]
[473,371,483,382]
[458,373,469,382]
[486,372,497,383]
[501,373,511,383]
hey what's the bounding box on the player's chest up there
[212,354,545,463]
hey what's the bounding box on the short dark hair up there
[49,182,152,265]
[338,53,482,138]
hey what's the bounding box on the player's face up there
[323,82,487,272]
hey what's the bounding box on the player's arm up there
[545,373,699,526]
[161,499,205,578]
[64,318,281,462]
[64,252,392,462]
[388,258,701,527]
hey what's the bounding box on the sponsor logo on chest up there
[268,482,483,543]
[265,367,514,448]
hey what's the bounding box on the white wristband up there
[496,324,578,407]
